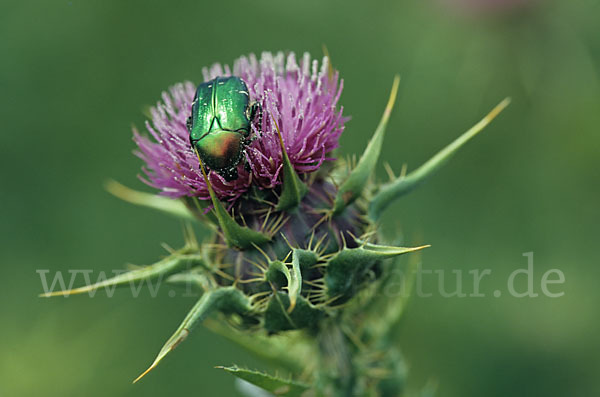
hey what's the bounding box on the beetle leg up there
[244,158,252,172]
[248,102,263,137]
[246,134,257,145]
[220,167,239,182]
[247,101,259,122]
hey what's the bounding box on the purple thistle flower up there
[134,52,345,202]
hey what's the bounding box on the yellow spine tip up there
[485,97,511,122]
[132,363,157,384]
[384,75,401,117]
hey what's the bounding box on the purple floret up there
[134,51,346,202]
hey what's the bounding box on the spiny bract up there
[43,51,509,396]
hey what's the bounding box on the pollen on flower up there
[134,51,346,202]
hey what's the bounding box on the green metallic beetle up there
[187,76,260,181]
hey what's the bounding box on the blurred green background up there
[1,0,599,396]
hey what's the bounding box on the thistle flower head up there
[134,52,345,202]
[48,50,509,395]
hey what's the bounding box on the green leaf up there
[266,261,291,290]
[325,242,429,301]
[105,180,196,221]
[368,98,511,221]
[39,252,205,297]
[293,249,319,270]
[272,116,308,211]
[204,319,308,373]
[332,76,400,214]
[133,287,251,383]
[265,252,303,312]
[288,250,303,312]
[265,292,323,333]
[218,366,310,397]
[198,159,271,249]
[166,270,212,291]
[213,195,271,249]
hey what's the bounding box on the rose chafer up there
[187,76,259,181]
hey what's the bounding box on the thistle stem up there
[318,320,357,396]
